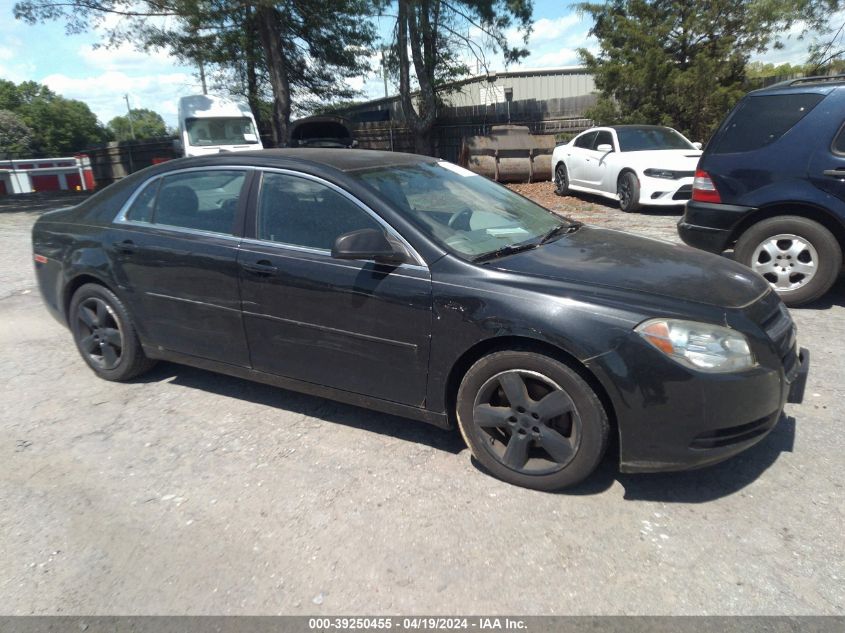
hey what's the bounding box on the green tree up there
[388,0,533,154]
[14,0,382,147]
[578,0,843,142]
[108,108,168,141]
[0,110,35,158]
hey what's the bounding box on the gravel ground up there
[0,188,843,615]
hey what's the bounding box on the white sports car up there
[551,125,703,213]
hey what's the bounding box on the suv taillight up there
[692,169,722,203]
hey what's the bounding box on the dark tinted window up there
[257,172,382,250]
[710,93,825,154]
[125,179,160,222]
[834,122,845,154]
[153,170,246,235]
[593,130,614,150]
[574,131,597,149]
[616,127,695,151]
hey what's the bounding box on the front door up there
[238,170,433,407]
[108,168,252,366]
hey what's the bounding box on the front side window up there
[574,131,598,149]
[256,172,382,250]
[355,162,570,260]
[593,130,614,150]
[153,170,246,235]
[185,117,259,146]
[709,93,825,154]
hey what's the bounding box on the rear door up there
[237,169,433,407]
[566,131,598,186]
[108,167,253,366]
[808,97,845,206]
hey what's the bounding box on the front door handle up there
[822,169,845,178]
[241,260,278,276]
[114,239,136,254]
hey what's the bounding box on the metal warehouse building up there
[325,67,597,162]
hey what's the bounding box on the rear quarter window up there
[834,122,845,155]
[709,93,826,154]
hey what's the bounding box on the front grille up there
[690,413,778,449]
[672,185,692,200]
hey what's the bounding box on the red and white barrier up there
[0,155,95,195]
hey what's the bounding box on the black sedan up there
[32,150,809,490]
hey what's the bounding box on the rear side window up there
[710,93,825,154]
[257,172,382,250]
[574,131,597,149]
[833,122,845,155]
[153,170,246,235]
[125,179,160,223]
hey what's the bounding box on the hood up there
[486,226,769,308]
[625,149,702,170]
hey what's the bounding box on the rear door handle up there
[114,239,136,254]
[822,169,845,178]
[241,260,278,276]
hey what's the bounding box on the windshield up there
[616,127,695,152]
[185,117,259,146]
[354,162,571,260]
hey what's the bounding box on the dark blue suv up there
[678,75,845,306]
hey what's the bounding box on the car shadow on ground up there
[799,279,845,310]
[134,362,466,455]
[561,191,686,217]
[136,362,796,501]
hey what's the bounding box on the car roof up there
[750,74,845,96]
[165,149,437,173]
[608,125,675,131]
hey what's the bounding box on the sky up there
[0,0,820,128]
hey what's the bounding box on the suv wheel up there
[456,351,609,491]
[734,216,842,306]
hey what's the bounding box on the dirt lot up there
[0,187,843,615]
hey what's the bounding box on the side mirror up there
[332,228,409,265]
[596,143,613,153]
[692,142,703,150]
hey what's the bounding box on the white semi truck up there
[176,95,263,157]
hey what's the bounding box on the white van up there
[176,95,263,157]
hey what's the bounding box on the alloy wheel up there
[472,369,581,475]
[751,233,818,292]
[617,177,632,209]
[75,297,124,370]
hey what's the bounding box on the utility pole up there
[124,94,136,140]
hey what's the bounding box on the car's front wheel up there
[69,283,156,381]
[734,216,842,306]
[456,350,609,491]
[617,171,641,213]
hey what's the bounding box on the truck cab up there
[177,95,263,157]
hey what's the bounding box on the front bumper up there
[639,176,694,206]
[587,336,810,474]
[678,200,757,253]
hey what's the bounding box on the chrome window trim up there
[255,167,428,269]
[113,165,255,228]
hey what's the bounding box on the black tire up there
[554,163,570,196]
[69,283,156,381]
[734,216,842,307]
[456,350,609,491]
[617,171,641,213]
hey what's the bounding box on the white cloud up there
[42,70,200,125]
[78,43,179,73]
[529,15,583,43]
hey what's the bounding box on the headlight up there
[635,318,756,373]
[643,168,678,179]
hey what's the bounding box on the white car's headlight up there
[635,318,756,373]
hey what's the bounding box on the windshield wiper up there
[472,241,540,263]
[539,221,582,244]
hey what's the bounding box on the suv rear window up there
[709,93,825,154]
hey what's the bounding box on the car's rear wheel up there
[554,163,570,196]
[69,283,156,381]
[617,172,641,213]
[734,216,842,306]
[456,351,609,491]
